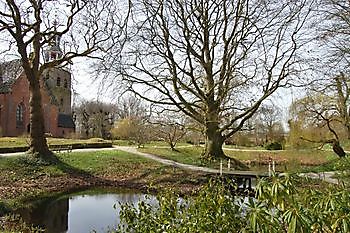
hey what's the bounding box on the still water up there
[18,191,154,233]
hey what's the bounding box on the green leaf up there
[288,215,297,233]
[342,219,349,233]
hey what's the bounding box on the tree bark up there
[27,74,52,160]
[330,139,346,158]
[203,123,225,159]
[203,119,247,169]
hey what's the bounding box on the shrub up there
[265,141,283,150]
[115,175,350,233]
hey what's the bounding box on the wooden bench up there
[50,144,73,153]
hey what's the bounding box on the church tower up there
[42,20,72,115]
[41,20,75,136]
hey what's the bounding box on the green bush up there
[115,175,350,233]
[265,142,283,150]
[0,201,10,216]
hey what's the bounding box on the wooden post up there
[272,161,275,172]
[268,162,271,177]
[220,160,223,176]
[228,159,231,170]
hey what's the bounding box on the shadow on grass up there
[126,165,211,192]
[13,152,118,190]
[8,150,211,197]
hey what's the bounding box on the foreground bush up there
[115,175,350,233]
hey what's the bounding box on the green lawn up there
[112,139,192,148]
[139,146,206,166]
[0,150,158,182]
[224,149,337,165]
[0,137,110,148]
[139,145,339,172]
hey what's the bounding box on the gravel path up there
[299,171,340,184]
[114,146,220,173]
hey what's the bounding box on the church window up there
[16,103,24,128]
[64,79,68,88]
[60,98,64,106]
[57,77,61,87]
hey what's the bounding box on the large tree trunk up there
[203,119,247,169]
[202,102,225,160]
[203,123,225,159]
[27,75,52,160]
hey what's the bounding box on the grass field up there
[139,145,339,172]
[0,137,110,148]
[0,136,342,172]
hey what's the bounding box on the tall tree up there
[73,100,117,139]
[318,0,350,70]
[151,111,188,151]
[103,0,313,162]
[307,73,350,139]
[304,0,350,142]
[0,0,126,159]
[289,94,346,157]
[115,95,149,120]
[333,73,350,139]
[253,103,283,144]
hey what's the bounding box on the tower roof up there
[44,21,63,62]
[58,113,75,128]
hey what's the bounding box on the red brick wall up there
[0,74,30,136]
[0,72,73,137]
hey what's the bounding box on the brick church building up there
[0,33,75,137]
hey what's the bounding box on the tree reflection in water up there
[17,191,153,233]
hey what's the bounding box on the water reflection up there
[19,198,68,233]
[18,191,152,233]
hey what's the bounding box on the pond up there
[17,190,155,233]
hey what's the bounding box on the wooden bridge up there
[214,170,270,194]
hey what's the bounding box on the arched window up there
[57,77,61,87]
[16,103,24,128]
[64,79,68,88]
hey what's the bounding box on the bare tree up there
[307,73,350,139]
[253,103,284,144]
[111,116,151,147]
[102,0,314,164]
[73,100,117,139]
[332,73,350,139]
[0,0,127,159]
[318,0,350,70]
[151,111,187,151]
[115,95,149,120]
[291,94,346,157]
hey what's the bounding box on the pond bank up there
[0,150,209,216]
